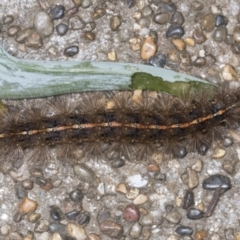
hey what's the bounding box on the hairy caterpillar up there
[0,82,239,172]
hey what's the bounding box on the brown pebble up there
[140,36,157,60]
[123,205,140,222]
[116,183,127,194]
[167,50,180,62]
[93,8,105,19]
[88,233,101,240]
[222,160,235,175]
[8,25,21,37]
[27,213,41,223]
[201,13,215,32]
[194,230,207,240]
[222,64,237,81]
[184,37,195,46]
[100,220,123,238]
[147,163,160,172]
[84,31,95,41]
[153,12,170,24]
[192,29,206,44]
[171,38,185,51]
[107,51,117,61]
[19,197,37,214]
[25,32,43,49]
[72,0,83,7]
[110,16,122,31]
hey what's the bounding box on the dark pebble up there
[176,226,193,236]
[225,34,234,45]
[13,212,22,222]
[50,205,64,221]
[213,25,227,42]
[191,1,204,11]
[111,159,125,168]
[3,15,14,25]
[34,176,47,186]
[154,172,166,181]
[100,220,123,238]
[65,210,80,220]
[149,54,166,68]
[49,222,66,234]
[149,30,158,44]
[64,46,79,57]
[97,210,111,223]
[186,208,204,220]
[193,57,206,67]
[182,190,194,209]
[56,23,68,36]
[231,42,240,54]
[166,25,184,38]
[197,142,208,155]
[15,182,27,199]
[171,11,185,26]
[153,12,170,25]
[126,0,136,8]
[192,29,206,44]
[77,211,90,225]
[123,205,140,222]
[202,174,231,191]
[84,31,95,41]
[165,204,174,213]
[201,13,215,32]
[223,137,233,147]
[50,5,65,20]
[69,189,84,202]
[22,179,34,190]
[215,15,228,27]
[162,2,177,12]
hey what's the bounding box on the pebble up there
[212,148,226,159]
[171,11,185,26]
[99,220,123,238]
[56,23,68,36]
[192,160,203,172]
[193,57,206,67]
[49,223,66,234]
[22,179,34,190]
[165,211,182,224]
[133,194,148,205]
[52,233,62,240]
[162,2,177,12]
[88,233,101,240]
[141,214,153,225]
[129,222,142,238]
[213,25,227,42]
[76,211,90,225]
[84,31,95,41]
[142,6,152,17]
[127,0,135,8]
[8,25,21,37]
[6,232,23,240]
[19,197,37,215]
[25,32,43,49]
[34,219,49,233]
[69,189,84,202]
[186,167,199,189]
[66,210,80,220]
[15,28,34,43]
[194,230,207,240]
[175,226,193,236]
[3,15,14,25]
[50,5,65,20]
[215,15,228,27]
[231,42,240,54]
[154,172,166,181]
[235,233,240,240]
[13,212,22,222]
[149,54,167,68]
[1,224,11,235]
[69,16,85,30]
[33,12,54,38]
[222,64,237,81]
[147,163,160,172]
[223,137,233,147]
[116,183,127,194]
[93,8,106,19]
[140,36,157,60]
[153,12,170,24]
[126,188,139,199]
[84,21,96,31]
[107,51,117,61]
[73,163,95,182]
[183,37,195,46]
[50,205,64,221]
[182,190,194,209]
[186,208,204,220]
[110,16,122,31]
[66,6,79,16]
[192,29,206,44]
[72,0,82,7]
[15,182,27,199]
[222,160,235,175]
[166,25,184,38]
[123,204,140,222]
[202,174,231,190]
[27,213,41,223]
[201,13,215,32]
[171,38,185,51]
[82,0,91,8]
[66,223,87,240]
[191,1,204,11]
[233,26,240,42]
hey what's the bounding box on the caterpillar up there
[0,82,239,172]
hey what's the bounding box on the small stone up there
[186,167,199,189]
[162,2,177,12]
[147,163,160,172]
[56,23,68,36]
[202,174,231,190]
[184,37,195,46]
[8,25,21,37]
[191,1,204,11]
[186,208,204,220]
[142,6,152,17]
[33,12,54,38]
[99,220,123,238]
[6,232,23,240]
[27,213,41,223]
[192,160,203,172]
[49,223,66,234]
[140,36,157,60]
[69,189,84,202]
[84,31,95,41]
[0,224,11,235]
[22,179,34,190]
[193,57,206,67]
[66,210,80,220]
[153,12,170,25]
[25,32,43,49]
[66,6,79,16]
[82,0,91,8]
[222,64,237,81]
[133,194,148,205]
[116,183,127,194]
[107,51,117,61]
[225,34,234,45]
[192,29,206,44]
[69,16,85,30]
[182,190,194,209]
[15,28,34,43]
[88,233,101,240]
[149,54,166,68]
[84,22,96,31]
[231,42,240,54]
[212,148,226,159]
[165,204,174,213]
[194,230,207,240]
[34,219,49,233]
[110,16,121,31]
[93,8,106,19]
[215,15,228,27]
[166,25,184,38]
[73,164,95,182]
[175,226,193,236]
[72,0,83,7]
[50,5,65,20]
[52,233,62,240]
[130,222,142,238]
[223,137,233,147]
[111,159,125,168]
[196,202,205,211]
[171,38,185,51]
[19,197,37,215]
[154,172,166,181]
[165,211,181,224]
[123,205,140,222]
[213,25,227,42]
[168,50,180,62]
[15,182,27,199]
[3,15,14,25]
[201,13,215,32]
[141,213,153,225]
[222,160,235,175]
[50,205,64,221]
[234,26,240,43]
[64,45,79,57]
[171,11,185,26]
